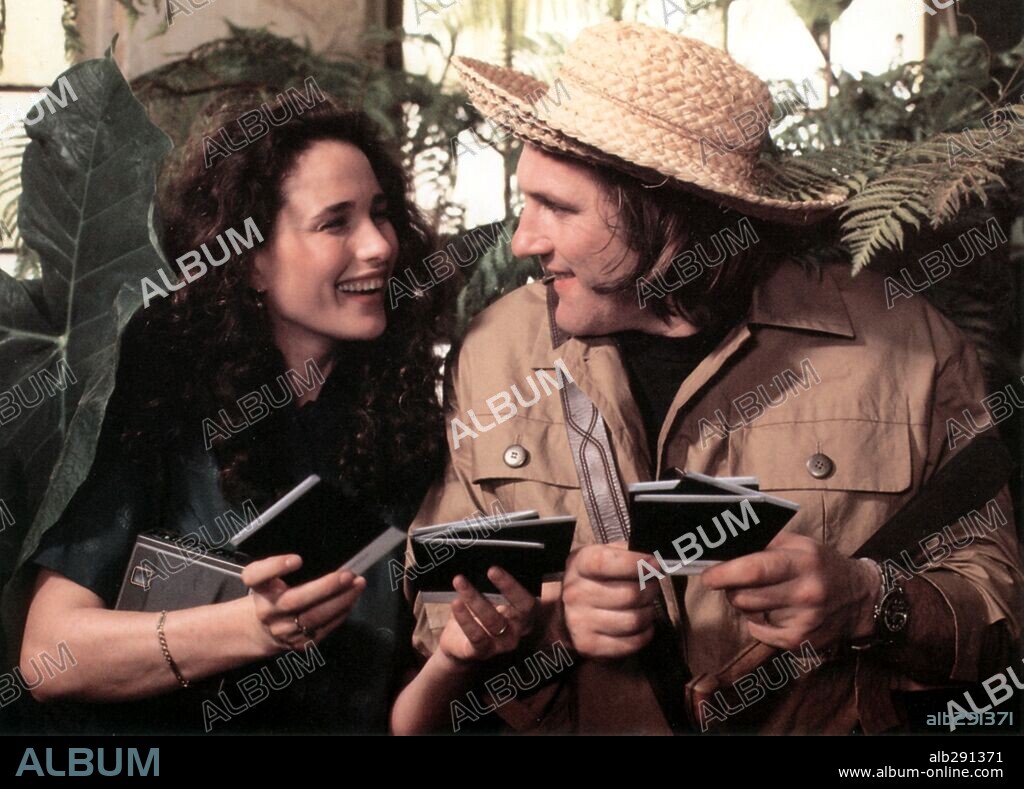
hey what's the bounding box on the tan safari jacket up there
[405,260,1024,735]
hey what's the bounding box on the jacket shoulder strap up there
[546,283,631,543]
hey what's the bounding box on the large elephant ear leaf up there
[0,54,172,575]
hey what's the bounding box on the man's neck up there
[626,311,702,338]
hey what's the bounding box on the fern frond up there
[837,114,1024,271]
[759,139,915,206]
[841,174,934,272]
[926,127,1024,225]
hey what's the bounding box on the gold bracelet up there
[157,610,191,688]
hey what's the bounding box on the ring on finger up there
[494,621,510,637]
[294,616,316,640]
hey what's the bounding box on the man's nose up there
[511,214,552,259]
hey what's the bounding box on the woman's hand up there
[436,567,537,669]
[240,554,366,656]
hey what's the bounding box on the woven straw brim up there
[453,56,847,226]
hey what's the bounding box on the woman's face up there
[253,140,399,360]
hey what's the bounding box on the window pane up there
[1,0,68,87]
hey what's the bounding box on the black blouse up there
[29,356,427,735]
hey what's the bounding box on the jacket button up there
[806,453,835,479]
[503,444,529,468]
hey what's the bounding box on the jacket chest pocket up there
[461,416,581,516]
[725,419,914,554]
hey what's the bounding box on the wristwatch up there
[849,558,910,651]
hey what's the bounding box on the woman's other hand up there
[241,554,366,655]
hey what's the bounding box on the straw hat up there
[452,21,846,225]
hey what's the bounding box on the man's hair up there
[581,156,791,334]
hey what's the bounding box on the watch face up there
[881,589,910,634]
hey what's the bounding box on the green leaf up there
[454,220,533,335]
[0,56,172,575]
[788,0,853,29]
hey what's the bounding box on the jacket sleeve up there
[862,314,1024,689]
[403,339,576,733]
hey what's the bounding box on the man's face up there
[511,144,651,336]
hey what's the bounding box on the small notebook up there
[627,469,798,574]
[409,511,576,600]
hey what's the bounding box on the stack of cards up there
[409,509,576,600]
[627,469,799,574]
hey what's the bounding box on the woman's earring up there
[254,289,267,309]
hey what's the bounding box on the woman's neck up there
[270,324,337,406]
[290,353,336,407]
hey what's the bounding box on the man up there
[403,21,1023,734]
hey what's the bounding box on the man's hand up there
[701,533,881,651]
[561,541,660,658]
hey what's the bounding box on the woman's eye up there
[319,212,389,232]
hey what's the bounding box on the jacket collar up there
[531,261,855,369]
[747,262,855,338]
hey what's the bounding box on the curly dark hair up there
[120,91,449,511]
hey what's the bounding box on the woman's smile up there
[336,275,386,294]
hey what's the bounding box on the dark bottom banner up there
[0,733,1019,781]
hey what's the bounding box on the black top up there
[615,325,732,462]
[29,355,428,735]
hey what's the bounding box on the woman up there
[17,92,449,734]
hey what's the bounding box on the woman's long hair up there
[120,92,449,510]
